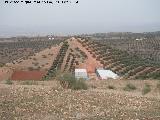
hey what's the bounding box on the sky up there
[0,0,160,36]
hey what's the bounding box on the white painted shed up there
[96,69,118,80]
[75,69,88,80]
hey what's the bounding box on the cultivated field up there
[0,34,160,120]
[78,38,160,80]
[85,32,160,63]
[0,37,64,65]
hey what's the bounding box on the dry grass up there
[21,80,38,85]
[0,80,160,120]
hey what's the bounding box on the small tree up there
[58,73,88,90]
[123,83,136,91]
[58,73,76,89]
[108,85,115,90]
[142,84,151,95]
[157,82,160,92]
[5,79,13,85]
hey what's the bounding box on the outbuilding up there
[75,69,88,80]
[96,69,118,80]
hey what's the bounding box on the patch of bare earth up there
[0,80,160,120]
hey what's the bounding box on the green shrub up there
[156,82,160,91]
[72,78,88,90]
[148,72,160,80]
[59,73,76,89]
[43,76,50,80]
[28,67,34,71]
[58,73,88,90]
[123,83,136,91]
[142,84,151,95]
[21,81,38,85]
[42,55,47,58]
[0,63,4,67]
[154,74,160,80]
[135,75,148,80]
[90,85,97,89]
[108,85,115,90]
[5,79,13,85]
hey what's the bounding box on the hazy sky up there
[0,0,160,36]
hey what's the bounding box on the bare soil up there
[11,71,46,80]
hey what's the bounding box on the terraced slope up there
[90,34,160,63]
[43,38,102,80]
[0,39,63,65]
[78,39,160,80]
[42,37,160,80]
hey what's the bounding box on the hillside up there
[0,37,160,81]
[0,37,64,65]
[0,36,160,120]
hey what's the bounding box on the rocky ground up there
[0,80,160,120]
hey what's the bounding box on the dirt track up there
[68,38,103,73]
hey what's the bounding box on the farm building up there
[96,69,119,80]
[75,69,88,80]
